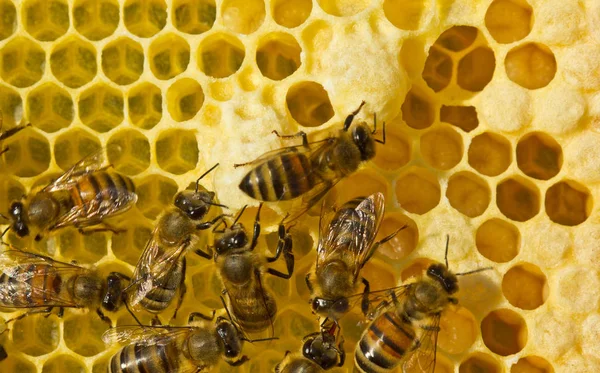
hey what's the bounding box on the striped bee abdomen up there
[0,264,64,308]
[239,153,316,201]
[73,171,136,216]
[230,287,277,333]
[354,311,417,373]
[139,259,184,313]
[109,341,190,373]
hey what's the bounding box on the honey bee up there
[126,164,227,323]
[6,147,137,241]
[305,193,405,322]
[235,101,386,222]
[0,245,128,326]
[103,311,251,373]
[354,236,491,373]
[275,322,345,373]
[213,204,294,335]
[0,117,30,157]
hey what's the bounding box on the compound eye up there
[353,126,368,144]
[332,298,349,313]
[14,222,29,237]
[188,206,207,220]
[311,298,329,312]
[233,231,247,247]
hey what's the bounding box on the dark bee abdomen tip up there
[238,172,254,197]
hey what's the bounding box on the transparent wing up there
[403,314,442,373]
[0,248,85,307]
[127,227,190,306]
[102,325,195,346]
[316,193,385,280]
[42,147,109,193]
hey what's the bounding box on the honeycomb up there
[0,0,598,372]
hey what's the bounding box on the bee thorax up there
[158,210,195,244]
[221,255,253,285]
[186,329,222,364]
[72,274,103,305]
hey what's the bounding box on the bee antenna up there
[455,267,493,276]
[0,226,9,241]
[195,163,219,193]
[372,113,377,134]
[444,235,450,269]
[206,201,228,208]
[0,213,8,221]
[232,205,247,226]
[343,101,366,131]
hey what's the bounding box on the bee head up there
[215,317,243,358]
[214,226,248,255]
[426,263,458,295]
[9,201,29,237]
[174,190,213,221]
[310,297,349,320]
[101,272,126,312]
[302,332,340,370]
[352,124,376,161]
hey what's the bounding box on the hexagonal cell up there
[468,132,512,177]
[545,180,592,226]
[222,0,265,34]
[372,125,411,171]
[395,167,440,215]
[136,174,179,219]
[422,46,453,92]
[79,83,124,133]
[128,82,162,130]
[0,354,36,373]
[0,85,22,129]
[26,83,73,133]
[0,37,45,88]
[0,0,16,41]
[476,218,520,263]
[333,169,390,206]
[11,314,60,356]
[506,43,556,90]
[440,105,479,132]
[23,0,69,41]
[192,266,222,309]
[73,0,120,41]
[457,46,496,92]
[54,128,102,171]
[383,0,428,30]
[286,81,334,127]
[497,177,540,222]
[0,177,25,219]
[517,132,562,180]
[156,129,199,175]
[112,224,152,265]
[446,171,491,218]
[107,129,151,175]
[502,262,548,310]
[272,0,312,28]
[438,305,478,354]
[302,20,333,53]
[511,356,555,373]
[167,78,205,122]
[0,127,50,177]
[57,228,107,263]
[459,353,503,373]
[436,25,478,52]
[173,0,216,34]
[50,36,98,88]
[41,354,86,373]
[420,126,463,170]
[376,213,418,261]
[149,33,191,80]
[401,86,435,130]
[481,308,528,356]
[198,33,245,78]
[485,0,533,44]
[401,258,434,281]
[102,37,144,85]
[256,33,302,81]
[316,0,370,17]
[405,352,454,373]
[362,259,398,291]
[124,0,167,38]
[63,312,109,356]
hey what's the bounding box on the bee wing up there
[403,313,442,373]
[127,228,189,306]
[0,249,85,307]
[102,325,195,346]
[42,147,108,193]
[315,193,385,279]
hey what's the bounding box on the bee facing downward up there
[306,193,405,322]
[126,164,227,323]
[6,147,137,241]
[354,236,491,373]
[212,204,294,336]
[0,244,128,326]
[235,101,386,222]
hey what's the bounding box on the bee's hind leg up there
[266,227,294,280]
[5,307,54,324]
[272,130,309,148]
[169,258,187,323]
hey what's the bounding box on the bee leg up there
[196,214,229,230]
[77,223,125,236]
[151,316,162,326]
[266,231,294,279]
[0,147,8,156]
[265,222,286,262]
[343,100,366,131]
[360,278,371,315]
[226,355,249,366]
[194,247,212,259]
[170,258,187,323]
[363,225,407,265]
[337,338,346,367]
[305,273,314,292]
[272,130,309,148]
[96,308,112,327]
[188,310,216,323]
[123,295,144,326]
[249,203,263,251]
[6,307,54,324]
